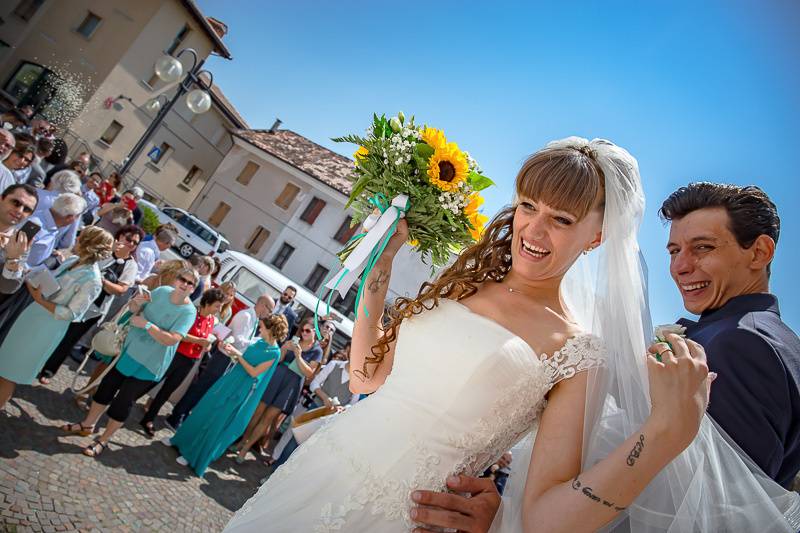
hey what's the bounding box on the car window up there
[217,239,229,253]
[227,267,309,317]
[165,208,185,223]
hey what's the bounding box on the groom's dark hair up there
[659,182,780,274]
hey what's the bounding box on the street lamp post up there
[118,48,213,177]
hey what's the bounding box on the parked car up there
[215,250,354,349]
[156,206,230,258]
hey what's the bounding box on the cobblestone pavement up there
[0,359,270,532]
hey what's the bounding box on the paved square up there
[0,359,268,532]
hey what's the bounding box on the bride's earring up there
[583,247,594,256]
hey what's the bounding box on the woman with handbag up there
[163,314,286,477]
[38,225,143,385]
[61,267,198,457]
[0,226,114,410]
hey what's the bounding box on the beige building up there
[0,0,246,209]
[190,127,442,318]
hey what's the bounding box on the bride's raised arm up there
[349,219,409,395]
[519,334,711,533]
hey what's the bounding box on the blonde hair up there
[360,144,606,381]
[147,259,190,289]
[219,280,237,319]
[262,314,289,342]
[76,226,114,264]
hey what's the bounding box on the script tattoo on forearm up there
[626,434,645,466]
[571,477,626,511]
[367,269,389,294]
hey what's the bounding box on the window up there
[236,161,259,185]
[300,197,326,225]
[228,267,280,305]
[274,183,300,210]
[333,215,359,244]
[13,0,45,22]
[245,226,270,255]
[271,243,295,270]
[166,24,191,55]
[181,165,202,187]
[150,142,172,165]
[177,214,218,246]
[76,12,102,39]
[305,264,329,292]
[208,201,230,227]
[99,120,123,145]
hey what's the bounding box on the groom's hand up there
[410,475,500,533]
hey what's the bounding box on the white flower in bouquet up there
[654,324,687,343]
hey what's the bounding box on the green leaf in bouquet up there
[467,171,495,191]
[346,172,373,208]
[415,142,435,160]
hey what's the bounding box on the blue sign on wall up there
[147,146,161,161]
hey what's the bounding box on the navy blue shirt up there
[679,293,800,487]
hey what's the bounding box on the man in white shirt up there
[166,295,276,429]
[135,225,177,281]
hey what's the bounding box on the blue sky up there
[197,0,799,328]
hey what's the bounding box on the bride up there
[224,138,799,532]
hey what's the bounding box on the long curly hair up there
[358,143,606,381]
[75,226,114,265]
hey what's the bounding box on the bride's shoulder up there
[539,331,607,388]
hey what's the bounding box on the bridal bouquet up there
[319,112,493,318]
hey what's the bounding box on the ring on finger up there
[656,348,673,363]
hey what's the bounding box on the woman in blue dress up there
[164,313,288,477]
[0,226,113,410]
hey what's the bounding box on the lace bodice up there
[226,299,606,533]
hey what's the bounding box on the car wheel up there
[178,243,195,258]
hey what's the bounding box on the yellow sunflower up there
[421,127,447,151]
[468,211,489,241]
[353,146,369,164]
[464,193,484,216]
[428,142,469,191]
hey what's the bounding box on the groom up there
[409,182,800,531]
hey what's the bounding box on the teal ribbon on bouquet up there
[314,194,410,338]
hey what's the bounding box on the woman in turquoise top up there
[0,226,113,410]
[61,266,198,457]
[164,314,288,477]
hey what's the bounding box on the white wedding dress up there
[224,299,605,532]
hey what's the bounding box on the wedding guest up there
[38,225,143,384]
[234,317,322,463]
[141,259,190,291]
[189,254,215,301]
[0,130,16,192]
[271,344,358,469]
[94,198,133,235]
[81,172,102,221]
[166,295,275,430]
[40,138,67,173]
[139,288,225,437]
[0,226,112,410]
[660,182,800,487]
[4,144,35,183]
[24,137,54,189]
[25,193,86,268]
[273,285,298,334]
[135,225,177,282]
[61,267,198,457]
[0,184,38,294]
[44,152,89,184]
[164,314,286,477]
[319,320,336,364]
[217,281,237,324]
[95,172,122,205]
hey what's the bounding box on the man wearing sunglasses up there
[0,130,17,193]
[0,184,38,294]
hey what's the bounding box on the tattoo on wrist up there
[367,270,389,294]
[626,434,645,466]
[571,477,626,511]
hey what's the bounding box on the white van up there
[215,250,353,349]
[157,206,231,258]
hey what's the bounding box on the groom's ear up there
[749,234,775,272]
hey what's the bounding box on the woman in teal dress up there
[0,226,113,410]
[165,314,288,477]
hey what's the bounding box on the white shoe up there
[176,456,188,466]
[160,436,172,447]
